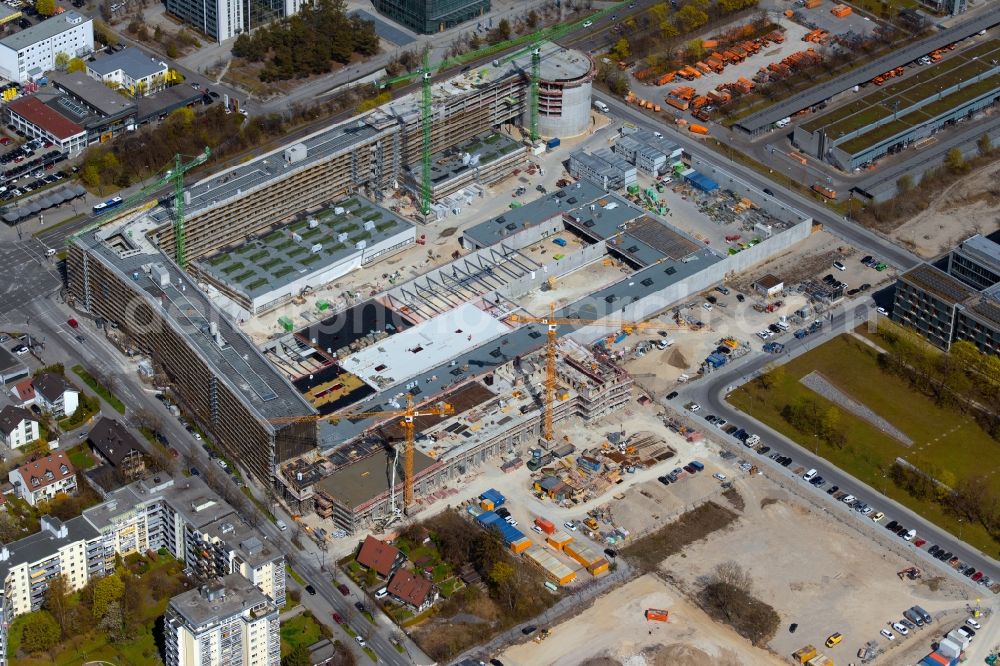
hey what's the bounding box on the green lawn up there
[71,365,126,414]
[280,612,324,657]
[728,334,1000,555]
[286,564,307,586]
[66,444,95,470]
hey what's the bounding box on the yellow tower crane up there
[505,304,692,443]
[273,396,453,515]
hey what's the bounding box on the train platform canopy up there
[340,301,512,390]
[684,171,718,192]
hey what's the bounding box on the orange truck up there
[695,62,712,75]
[688,124,709,135]
[645,609,670,622]
[691,95,709,109]
[812,184,836,199]
[831,4,852,16]
[656,71,676,86]
[666,97,689,111]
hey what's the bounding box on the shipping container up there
[475,511,501,527]
[688,124,709,135]
[547,530,574,550]
[480,499,495,511]
[546,138,561,149]
[535,517,556,534]
[565,541,603,568]
[511,537,532,554]
[479,488,506,507]
[806,655,833,666]
[666,97,689,111]
[587,558,610,575]
[523,547,577,585]
[793,646,818,664]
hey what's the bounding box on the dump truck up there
[793,645,818,664]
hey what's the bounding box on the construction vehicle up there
[70,147,211,268]
[583,517,599,530]
[271,395,453,519]
[645,609,669,622]
[897,567,921,580]
[378,0,632,215]
[812,184,836,199]
[793,645,818,663]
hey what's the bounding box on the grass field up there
[728,334,1000,555]
[280,612,324,657]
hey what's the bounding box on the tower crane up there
[272,395,454,516]
[505,304,694,443]
[70,147,211,269]
[377,0,630,215]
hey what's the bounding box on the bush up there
[700,562,780,646]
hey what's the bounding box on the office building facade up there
[373,0,489,34]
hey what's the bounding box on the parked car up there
[305,585,316,595]
[332,612,344,624]
[521,625,537,636]
[880,628,895,641]
[337,584,350,596]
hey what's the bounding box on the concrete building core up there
[511,42,594,139]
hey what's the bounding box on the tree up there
[20,611,60,653]
[945,147,966,173]
[676,4,708,32]
[609,38,631,62]
[686,38,704,59]
[93,574,124,619]
[44,576,72,634]
[35,0,56,15]
[283,645,311,666]
[526,9,539,29]
[54,52,69,69]
[896,173,913,193]
[98,600,129,643]
[66,58,86,74]
[977,133,992,156]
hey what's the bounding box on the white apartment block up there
[85,47,169,97]
[0,406,39,449]
[33,373,80,418]
[165,575,280,666]
[0,11,93,84]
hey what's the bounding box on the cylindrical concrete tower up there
[528,46,595,139]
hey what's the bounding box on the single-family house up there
[0,405,40,449]
[9,377,35,406]
[87,417,146,479]
[386,569,437,612]
[9,452,77,506]
[34,373,79,417]
[355,535,404,579]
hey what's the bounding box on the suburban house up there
[386,569,437,612]
[85,47,169,97]
[9,452,77,506]
[87,417,146,479]
[0,406,39,449]
[356,535,404,579]
[33,373,79,417]
[9,377,35,406]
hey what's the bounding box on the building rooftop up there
[755,274,783,289]
[196,195,413,300]
[0,405,35,436]
[50,71,137,118]
[0,515,99,583]
[406,132,523,185]
[317,447,438,509]
[168,573,273,630]
[135,83,204,123]
[954,233,1000,279]
[7,96,84,140]
[341,301,512,390]
[12,452,75,493]
[197,515,281,568]
[356,534,401,577]
[74,224,316,422]
[0,11,89,51]
[9,377,34,403]
[87,417,145,467]
[0,347,27,376]
[33,372,75,402]
[83,475,235,533]
[86,47,166,80]
[387,568,433,607]
[901,263,976,304]
[512,41,592,83]
[182,119,384,219]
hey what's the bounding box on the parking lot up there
[0,134,72,202]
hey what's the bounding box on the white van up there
[802,469,818,482]
[276,519,288,531]
[775,117,791,129]
[375,587,389,599]
[656,338,674,350]
[593,100,609,113]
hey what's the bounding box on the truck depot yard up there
[728,332,1000,555]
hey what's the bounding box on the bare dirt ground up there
[498,573,784,666]
[660,476,971,665]
[890,156,1000,258]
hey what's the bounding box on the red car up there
[337,584,350,596]
[332,612,344,624]
[971,571,984,582]
[168,447,180,458]
[0,137,11,145]
[67,319,79,328]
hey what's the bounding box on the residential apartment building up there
[0,475,283,666]
[8,452,77,506]
[892,234,1000,354]
[0,405,39,449]
[0,11,93,84]
[0,515,105,664]
[165,574,280,666]
[33,372,79,417]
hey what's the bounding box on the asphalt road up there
[594,90,923,272]
[675,300,999,587]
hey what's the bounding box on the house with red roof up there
[355,535,404,579]
[8,452,77,506]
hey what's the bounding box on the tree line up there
[232,0,379,82]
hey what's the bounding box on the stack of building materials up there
[523,547,577,585]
